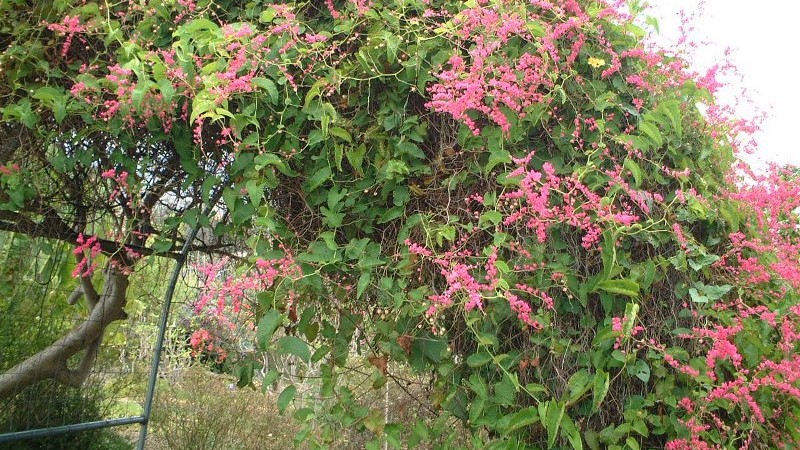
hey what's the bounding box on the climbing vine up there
[1,0,799,448]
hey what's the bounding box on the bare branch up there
[80,274,100,311]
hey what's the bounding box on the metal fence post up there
[136,195,219,450]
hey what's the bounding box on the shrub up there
[2,0,799,448]
[0,381,131,450]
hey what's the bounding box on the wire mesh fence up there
[0,229,448,449]
[0,230,202,448]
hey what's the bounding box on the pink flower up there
[47,15,86,57]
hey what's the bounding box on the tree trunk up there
[0,267,129,399]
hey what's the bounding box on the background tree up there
[0,0,238,398]
[1,0,799,448]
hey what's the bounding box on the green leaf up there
[585,431,600,450]
[485,149,511,173]
[303,322,320,342]
[278,336,311,361]
[466,352,493,368]
[304,79,324,108]
[257,309,283,350]
[593,92,617,111]
[254,152,288,172]
[261,369,280,393]
[190,96,214,123]
[3,99,38,128]
[151,238,173,254]
[278,384,297,413]
[623,159,643,187]
[420,337,447,363]
[561,415,584,450]
[592,371,610,412]
[503,407,539,433]
[384,33,400,60]
[469,397,485,425]
[688,287,708,304]
[631,420,649,437]
[236,361,254,387]
[383,113,401,131]
[476,332,499,348]
[628,360,650,383]
[600,231,616,281]
[493,375,517,406]
[566,369,592,402]
[688,254,719,271]
[357,271,371,299]
[411,420,429,445]
[299,241,338,264]
[545,401,566,449]
[622,303,639,336]
[252,77,279,103]
[479,211,503,227]
[132,81,154,107]
[638,121,663,147]
[305,166,331,192]
[330,127,353,143]
[595,279,639,297]
[363,409,385,434]
[259,7,277,22]
[158,78,175,104]
[246,179,265,208]
[703,284,732,300]
[469,374,489,399]
[53,99,67,123]
[347,143,367,175]
[656,100,683,139]
[690,282,731,304]
[294,407,315,422]
[32,86,62,103]
[182,18,221,35]
[321,206,345,227]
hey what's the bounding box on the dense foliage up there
[1,0,799,448]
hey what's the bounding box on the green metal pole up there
[135,238,193,450]
[136,193,220,450]
[0,416,146,443]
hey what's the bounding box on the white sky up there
[647,1,800,166]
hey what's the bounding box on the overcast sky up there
[647,1,800,166]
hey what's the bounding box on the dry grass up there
[147,367,304,450]
[143,364,471,450]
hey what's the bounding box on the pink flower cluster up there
[47,15,86,57]
[175,0,197,22]
[72,233,101,278]
[426,5,552,134]
[426,1,666,135]
[65,8,334,145]
[501,152,642,249]
[416,246,546,328]
[611,315,643,349]
[194,249,302,317]
[101,168,130,203]
[721,165,800,289]
[0,163,20,176]
[428,262,487,314]
[188,328,228,362]
[665,297,800,447]
[665,417,721,450]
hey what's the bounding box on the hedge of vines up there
[2,0,800,448]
